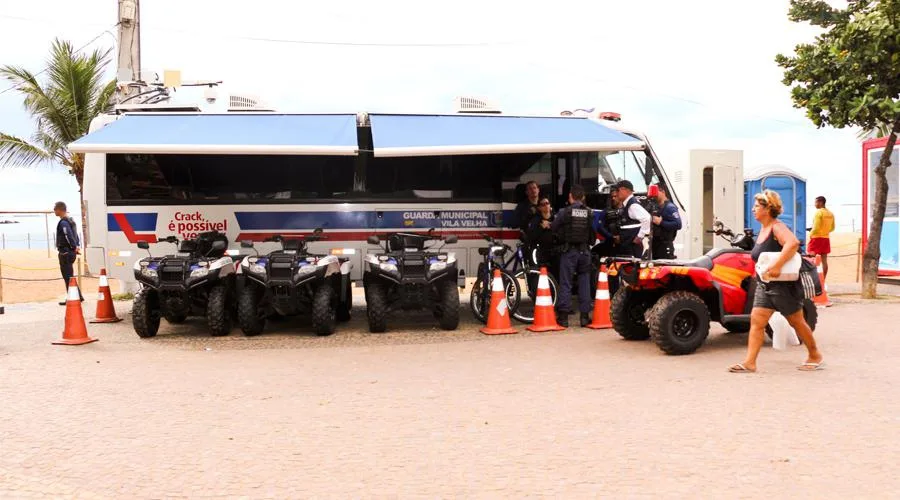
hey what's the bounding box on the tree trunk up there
[72,154,92,277]
[861,127,898,298]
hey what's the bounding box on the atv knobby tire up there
[337,280,352,323]
[207,283,233,337]
[132,288,161,338]
[610,288,651,340]
[237,284,266,336]
[366,282,388,333]
[648,291,711,355]
[436,279,460,330]
[312,285,337,336]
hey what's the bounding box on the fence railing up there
[0,233,56,256]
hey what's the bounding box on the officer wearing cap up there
[550,184,594,327]
[612,180,652,258]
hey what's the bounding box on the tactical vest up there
[618,197,642,243]
[563,205,593,245]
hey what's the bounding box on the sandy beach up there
[0,249,123,304]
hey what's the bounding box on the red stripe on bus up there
[113,213,157,243]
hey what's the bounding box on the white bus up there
[71,105,688,291]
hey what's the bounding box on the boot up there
[557,311,569,327]
[580,312,591,327]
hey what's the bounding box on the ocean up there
[0,213,60,250]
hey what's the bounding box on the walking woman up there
[729,190,824,373]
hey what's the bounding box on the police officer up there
[612,180,652,258]
[650,185,682,259]
[54,201,83,305]
[514,180,541,233]
[590,206,616,258]
[550,184,594,327]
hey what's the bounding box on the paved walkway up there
[1,297,898,498]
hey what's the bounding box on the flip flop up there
[797,361,826,371]
[728,363,756,373]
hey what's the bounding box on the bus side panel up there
[100,203,509,286]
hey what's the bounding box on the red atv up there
[605,221,818,355]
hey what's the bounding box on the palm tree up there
[1,38,117,259]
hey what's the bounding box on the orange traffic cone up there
[527,267,565,332]
[587,263,613,329]
[53,277,98,345]
[91,268,122,323]
[480,269,518,335]
[813,255,832,307]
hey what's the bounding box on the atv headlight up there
[138,261,158,279]
[297,264,317,276]
[429,261,447,272]
[190,266,209,279]
[245,257,268,276]
[379,263,398,272]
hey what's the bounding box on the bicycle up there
[469,234,521,324]
[470,232,560,324]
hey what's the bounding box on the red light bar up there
[598,112,621,122]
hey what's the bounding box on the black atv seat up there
[654,256,714,270]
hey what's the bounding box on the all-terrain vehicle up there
[606,221,820,355]
[363,229,462,332]
[236,229,353,336]
[132,231,237,338]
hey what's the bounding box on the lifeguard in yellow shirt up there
[808,195,835,280]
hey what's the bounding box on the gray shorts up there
[753,279,803,316]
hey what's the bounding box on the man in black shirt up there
[54,201,83,305]
[514,180,541,233]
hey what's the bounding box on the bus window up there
[365,154,507,201]
[598,150,659,193]
[106,154,358,204]
[500,153,553,205]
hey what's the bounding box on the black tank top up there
[751,226,783,263]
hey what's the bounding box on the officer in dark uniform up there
[54,201,83,305]
[550,184,594,327]
[611,180,652,258]
[650,185,682,259]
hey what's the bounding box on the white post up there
[116,0,142,102]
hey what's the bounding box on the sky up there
[0,0,870,233]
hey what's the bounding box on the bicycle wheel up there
[512,268,559,323]
[470,269,521,324]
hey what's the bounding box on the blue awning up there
[68,113,359,155]
[369,113,644,157]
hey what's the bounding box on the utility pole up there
[116,0,141,103]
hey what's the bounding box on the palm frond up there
[0,133,52,166]
[1,37,115,182]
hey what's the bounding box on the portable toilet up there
[744,165,807,248]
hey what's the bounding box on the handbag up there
[799,255,823,298]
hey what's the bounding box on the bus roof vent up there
[228,94,274,112]
[454,96,501,114]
